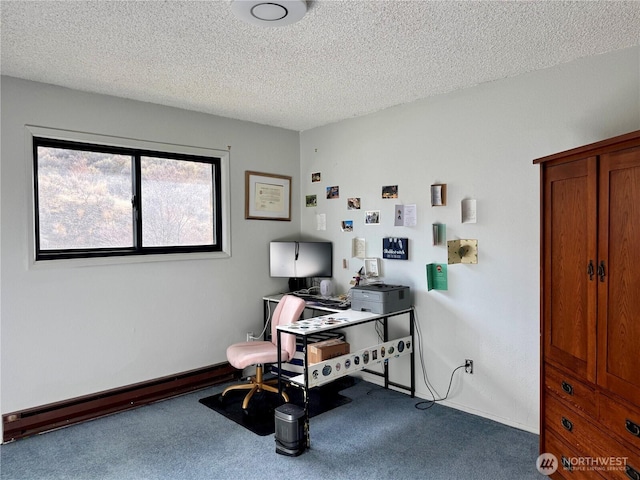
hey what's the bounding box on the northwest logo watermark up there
[536,453,558,475]
[536,453,628,475]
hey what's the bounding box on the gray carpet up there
[0,379,544,479]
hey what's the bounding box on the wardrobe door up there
[597,146,640,406]
[542,157,598,382]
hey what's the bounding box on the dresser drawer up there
[543,429,604,479]
[586,435,640,480]
[546,393,640,480]
[545,393,606,456]
[545,363,597,417]
[599,394,640,455]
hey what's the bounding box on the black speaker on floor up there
[274,403,305,456]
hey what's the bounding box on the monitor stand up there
[288,277,307,292]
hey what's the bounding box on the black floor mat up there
[199,377,354,436]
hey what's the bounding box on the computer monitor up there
[269,241,333,291]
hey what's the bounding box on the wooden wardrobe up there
[535,130,640,479]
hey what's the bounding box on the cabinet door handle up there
[626,465,640,480]
[598,261,606,282]
[626,419,640,438]
[587,260,595,280]
[561,416,573,432]
[562,456,573,472]
[561,381,574,396]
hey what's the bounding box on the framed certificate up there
[245,171,291,220]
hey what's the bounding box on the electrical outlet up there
[465,359,474,374]
[246,332,254,342]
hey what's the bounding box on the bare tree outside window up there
[141,156,214,247]
[36,147,133,250]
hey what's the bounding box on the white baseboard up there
[358,371,539,435]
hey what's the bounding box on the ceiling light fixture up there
[231,0,307,27]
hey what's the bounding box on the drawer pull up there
[626,465,640,480]
[626,419,640,438]
[562,456,573,472]
[561,381,574,396]
[561,416,573,432]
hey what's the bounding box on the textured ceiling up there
[1,1,639,131]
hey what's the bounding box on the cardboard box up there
[308,339,349,364]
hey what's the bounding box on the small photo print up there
[382,185,398,199]
[306,194,317,207]
[326,186,339,199]
[347,197,361,210]
[365,210,380,225]
[341,220,353,232]
[312,172,321,183]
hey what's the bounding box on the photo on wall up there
[347,197,361,209]
[326,186,339,199]
[306,194,317,207]
[365,210,380,225]
[382,185,398,198]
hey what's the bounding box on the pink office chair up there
[222,295,305,409]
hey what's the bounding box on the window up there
[33,137,224,260]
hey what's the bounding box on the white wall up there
[1,46,638,435]
[0,77,301,414]
[299,46,640,433]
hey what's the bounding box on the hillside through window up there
[34,137,222,260]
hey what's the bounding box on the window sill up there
[29,249,231,270]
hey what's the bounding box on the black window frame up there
[33,137,223,261]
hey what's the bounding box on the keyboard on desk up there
[310,298,351,310]
[291,293,350,310]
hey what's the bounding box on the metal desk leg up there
[303,334,310,449]
[410,308,415,398]
[277,329,282,395]
[383,318,389,390]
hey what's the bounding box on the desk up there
[264,294,415,449]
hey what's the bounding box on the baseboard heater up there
[2,362,238,443]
